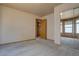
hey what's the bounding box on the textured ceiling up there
[2,3,61,16]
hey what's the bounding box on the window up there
[76,19,79,33]
[60,8,79,38]
[60,18,79,38]
[64,20,72,33]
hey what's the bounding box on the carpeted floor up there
[0,39,79,56]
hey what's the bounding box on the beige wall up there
[0,6,38,44]
[43,13,54,40]
[54,3,79,44]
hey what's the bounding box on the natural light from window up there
[65,21,72,33]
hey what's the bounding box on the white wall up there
[60,8,79,19]
[60,9,73,19]
[54,3,79,44]
[0,6,38,44]
[43,13,54,40]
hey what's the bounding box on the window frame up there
[60,16,79,38]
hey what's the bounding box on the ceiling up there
[2,3,61,16]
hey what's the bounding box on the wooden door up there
[39,20,47,39]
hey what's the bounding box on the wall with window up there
[54,3,79,44]
[60,8,79,38]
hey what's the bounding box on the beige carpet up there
[0,39,79,56]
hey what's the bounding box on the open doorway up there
[36,19,47,39]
